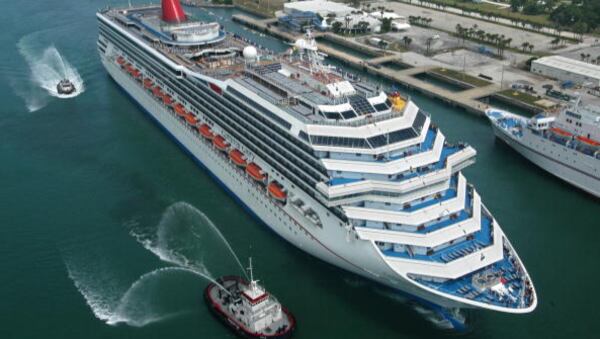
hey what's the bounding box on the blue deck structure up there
[402,174,459,212]
[379,195,494,264]
[328,143,464,186]
[410,244,534,309]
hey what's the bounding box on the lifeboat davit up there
[184,114,198,126]
[229,149,247,168]
[199,124,214,140]
[213,135,229,152]
[268,181,287,202]
[143,78,153,89]
[174,103,187,117]
[246,163,267,183]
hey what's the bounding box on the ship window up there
[341,110,356,119]
[324,111,342,120]
[374,102,388,111]
[368,135,387,148]
[298,131,309,142]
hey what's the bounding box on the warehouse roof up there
[284,1,355,16]
[533,55,600,81]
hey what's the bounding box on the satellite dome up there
[243,46,257,60]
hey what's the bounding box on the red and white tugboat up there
[204,259,296,338]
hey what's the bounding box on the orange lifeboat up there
[152,86,163,97]
[229,149,247,168]
[174,103,187,117]
[212,135,229,151]
[246,163,267,183]
[199,124,214,140]
[577,136,600,147]
[162,94,173,106]
[184,114,198,126]
[131,69,141,79]
[551,127,572,137]
[143,78,153,89]
[116,56,125,65]
[268,181,287,202]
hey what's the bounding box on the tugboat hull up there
[56,79,76,95]
[204,276,296,339]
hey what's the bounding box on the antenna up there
[248,257,258,289]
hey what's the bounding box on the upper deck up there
[99,6,400,127]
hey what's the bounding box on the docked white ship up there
[486,100,600,198]
[97,0,536,327]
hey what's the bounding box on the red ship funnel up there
[162,0,186,23]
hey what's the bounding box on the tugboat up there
[204,259,296,338]
[56,79,76,95]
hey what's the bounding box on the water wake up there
[65,261,198,327]
[66,201,244,327]
[16,37,84,111]
[129,201,248,280]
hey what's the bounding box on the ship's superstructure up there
[204,259,295,338]
[97,0,536,322]
[487,101,600,197]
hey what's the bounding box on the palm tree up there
[402,36,412,48]
[378,39,388,50]
[528,44,534,53]
[358,21,369,34]
[331,21,342,33]
[581,53,587,61]
[344,15,351,31]
[425,37,433,56]
[521,42,529,52]
[468,27,475,39]
[477,30,485,41]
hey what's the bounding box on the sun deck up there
[409,243,535,310]
[102,5,396,127]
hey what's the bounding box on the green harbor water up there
[1,1,599,338]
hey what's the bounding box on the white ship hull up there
[100,56,482,314]
[101,54,535,322]
[491,121,600,198]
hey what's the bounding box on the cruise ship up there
[97,0,536,327]
[487,101,600,198]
